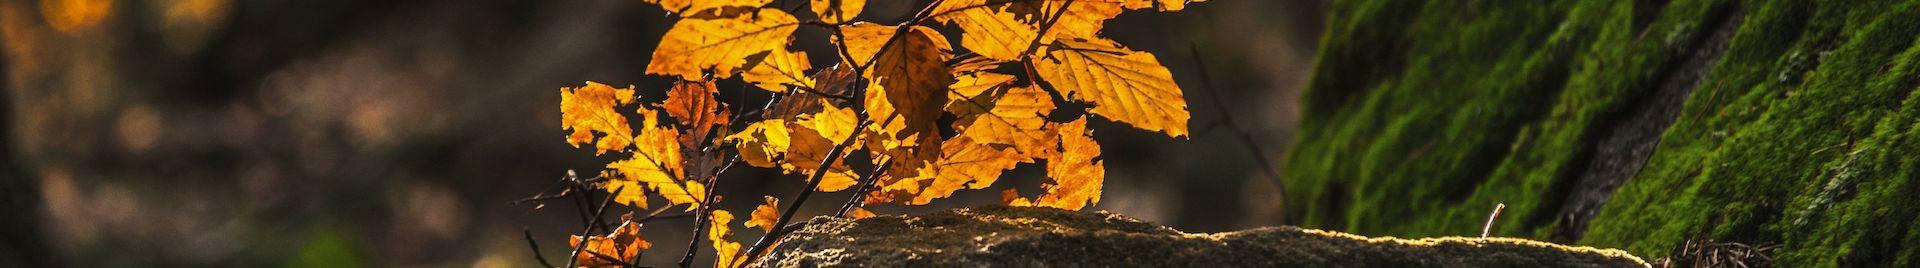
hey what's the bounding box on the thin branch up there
[740,117,875,264]
[565,186,626,268]
[1017,0,1076,60]
[1187,43,1289,224]
[525,228,558,268]
[836,160,894,217]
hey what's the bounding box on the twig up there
[836,160,895,217]
[741,118,875,264]
[525,228,558,268]
[1187,44,1290,223]
[1481,203,1505,239]
[565,186,626,268]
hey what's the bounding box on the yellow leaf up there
[953,85,1058,159]
[930,0,1040,61]
[911,136,1025,204]
[649,9,800,80]
[664,80,732,140]
[569,215,650,267]
[944,69,1017,115]
[1034,37,1190,137]
[796,100,859,144]
[745,196,780,232]
[740,48,814,93]
[1036,117,1104,210]
[606,112,707,209]
[726,119,791,168]
[837,23,953,141]
[810,0,865,24]
[709,209,745,268]
[781,104,861,192]
[846,207,877,219]
[560,82,638,155]
[643,0,770,14]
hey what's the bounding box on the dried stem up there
[1187,44,1289,224]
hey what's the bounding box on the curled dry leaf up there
[568,214,651,267]
[746,196,781,232]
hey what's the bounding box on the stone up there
[752,206,1647,267]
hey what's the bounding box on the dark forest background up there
[0,0,1323,266]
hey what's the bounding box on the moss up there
[1289,0,1920,266]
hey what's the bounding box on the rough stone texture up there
[1288,0,1920,266]
[751,206,1646,267]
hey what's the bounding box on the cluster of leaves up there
[550,0,1204,266]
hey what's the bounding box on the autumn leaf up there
[837,23,953,141]
[745,196,780,232]
[1035,37,1190,137]
[910,136,1027,204]
[1036,117,1104,210]
[740,48,814,92]
[643,0,771,15]
[649,8,800,80]
[664,80,732,143]
[560,82,638,155]
[846,207,877,219]
[709,209,745,268]
[953,85,1058,159]
[811,0,865,24]
[569,214,650,267]
[781,103,860,192]
[726,119,791,168]
[930,0,1040,61]
[606,112,707,209]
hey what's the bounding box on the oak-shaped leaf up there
[560,82,637,155]
[606,111,707,210]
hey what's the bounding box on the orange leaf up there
[568,214,650,267]
[930,0,1040,61]
[810,0,866,24]
[560,82,638,155]
[780,103,860,192]
[1036,117,1104,210]
[606,112,706,209]
[745,196,780,232]
[649,9,800,80]
[664,80,732,142]
[725,119,791,168]
[1034,37,1190,137]
[709,209,745,268]
[846,207,877,219]
[837,23,953,142]
[740,48,814,92]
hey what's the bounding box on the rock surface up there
[752,206,1646,267]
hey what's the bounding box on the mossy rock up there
[1288,0,1920,266]
[752,206,1646,267]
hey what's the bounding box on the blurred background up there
[0,0,1324,266]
